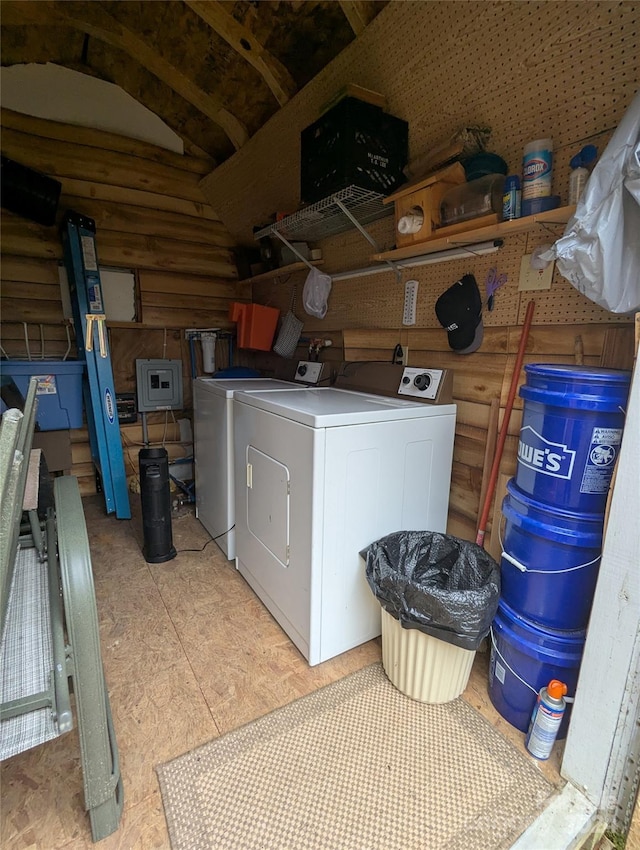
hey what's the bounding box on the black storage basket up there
[300,97,408,204]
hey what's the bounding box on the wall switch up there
[519,255,554,291]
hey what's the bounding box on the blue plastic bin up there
[1,360,85,430]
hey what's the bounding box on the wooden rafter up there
[338,1,378,36]
[1,1,249,150]
[184,0,296,107]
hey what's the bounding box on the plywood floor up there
[1,496,563,850]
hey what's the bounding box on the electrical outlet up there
[519,255,554,291]
[398,346,409,366]
[295,361,323,384]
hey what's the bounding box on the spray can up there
[525,679,568,760]
[502,175,522,220]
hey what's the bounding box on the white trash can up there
[381,608,476,704]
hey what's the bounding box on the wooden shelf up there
[242,261,323,285]
[372,205,576,262]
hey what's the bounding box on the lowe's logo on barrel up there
[517,426,576,480]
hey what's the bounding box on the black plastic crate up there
[300,97,408,204]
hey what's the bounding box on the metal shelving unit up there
[255,185,395,274]
[255,186,392,243]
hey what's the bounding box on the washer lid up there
[234,387,456,427]
[194,378,298,398]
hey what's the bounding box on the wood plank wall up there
[340,323,635,556]
[0,108,250,494]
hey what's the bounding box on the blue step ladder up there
[62,211,131,519]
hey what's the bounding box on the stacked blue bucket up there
[489,364,631,737]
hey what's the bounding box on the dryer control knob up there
[297,364,308,376]
[402,376,411,384]
[414,373,431,391]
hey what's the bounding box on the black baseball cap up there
[435,273,483,354]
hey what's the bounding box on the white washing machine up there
[193,377,303,559]
[233,380,456,665]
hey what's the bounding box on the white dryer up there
[193,378,302,559]
[233,385,456,665]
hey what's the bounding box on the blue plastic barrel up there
[500,479,603,631]
[515,365,631,514]
[489,599,585,737]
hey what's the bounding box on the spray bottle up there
[568,144,598,205]
[525,679,568,760]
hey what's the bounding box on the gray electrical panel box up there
[135,359,183,412]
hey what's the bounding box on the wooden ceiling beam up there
[338,1,379,36]
[1,1,248,150]
[185,0,296,107]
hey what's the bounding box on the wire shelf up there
[255,186,393,243]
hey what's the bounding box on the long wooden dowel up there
[476,299,535,548]
[477,397,500,528]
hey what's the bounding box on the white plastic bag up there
[303,266,332,319]
[542,91,640,314]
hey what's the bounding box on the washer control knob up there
[413,373,431,391]
[402,376,411,384]
[297,363,308,376]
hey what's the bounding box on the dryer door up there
[247,445,290,566]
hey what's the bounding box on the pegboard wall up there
[228,1,637,330]
[204,2,638,242]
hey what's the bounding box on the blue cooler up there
[1,360,85,430]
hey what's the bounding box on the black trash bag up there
[361,531,500,651]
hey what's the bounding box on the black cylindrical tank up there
[139,448,176,563]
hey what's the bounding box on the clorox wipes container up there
[522,139,553,200]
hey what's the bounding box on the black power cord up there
[175,524,235,554]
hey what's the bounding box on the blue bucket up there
[501,479,603,631]
[516,365,630,514]
[489,599,585,737]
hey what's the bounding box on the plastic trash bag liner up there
[541,90,640,313]
[303,266,332,319]
[361,531,500,651]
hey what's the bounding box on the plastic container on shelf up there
[440,173,506,226]
[522,139,553,200]
[568,144,598,205]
